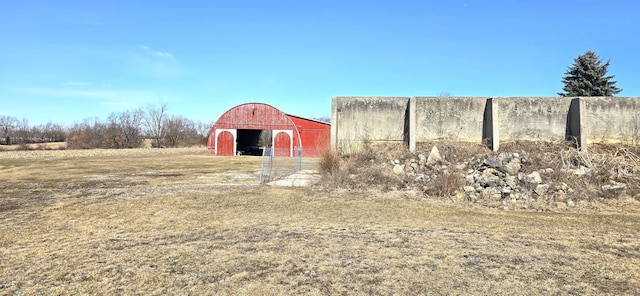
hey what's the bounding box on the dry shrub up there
[426,170,465,198]
[317,142,409,192]
[318,149,341,175]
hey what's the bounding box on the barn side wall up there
[332,96,640,152]
[287,116,331,157]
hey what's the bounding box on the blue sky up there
[1,0,639,126]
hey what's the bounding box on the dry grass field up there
[1,147,640,295]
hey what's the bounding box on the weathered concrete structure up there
[331,97,410,152]
[332,96,640,152]
[583,97,640,144]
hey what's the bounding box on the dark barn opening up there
[237,129,262,155]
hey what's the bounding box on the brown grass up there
[0,141,68,151]
[1,148,640,294]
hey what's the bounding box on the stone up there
[393,164,404,174]
[502,161,521,176]
[463,186,476,193]
[572,166,589,176]
[504,176,518,189]
[410,162,419,171]
[501,187,512,195]
[484,155,502,168]
[487,176,500,187]
[482,187,502,200]
[567,199,575,207]
[556,202,567,209]
[427,146,443,166]
[534,184,550,196]
[602,183,627,193]
[465,174,475,185]
[418,154,427,166]
[525,171,542,184]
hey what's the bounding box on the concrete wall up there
[332,96,640,153]
[584,97,640,144]
[494,97,574,142]
[331,97,409,152]
[414,97,487,142]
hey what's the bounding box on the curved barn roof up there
[213,102,299,131]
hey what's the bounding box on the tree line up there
[0,103,213,149]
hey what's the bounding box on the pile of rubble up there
[394,146,630,210]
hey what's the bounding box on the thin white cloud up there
[140,45,175,59]
[134,45,184,77]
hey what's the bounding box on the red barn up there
[208,103,330,157]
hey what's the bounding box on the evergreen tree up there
[558,51,622,97]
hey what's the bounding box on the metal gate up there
[259,147,303,184]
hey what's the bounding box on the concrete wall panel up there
[414,97,487,142]
[495,97,574,142]
[332,97,409,152]
[584,97,640,144]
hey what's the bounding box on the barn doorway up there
[217,131,234,155]
[273,130,293,157]
[237,129,272,156]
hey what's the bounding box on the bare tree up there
[0,115,17,144]
[106,109,145,148]
[163,115,200,147]
[144,102,168,147]
[34,122,68,142]
[68,117,108,149]
[14,118,31,144]
[195,120,214,141]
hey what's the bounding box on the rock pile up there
[395,146,619,209]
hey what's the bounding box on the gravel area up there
[0,146,209,159]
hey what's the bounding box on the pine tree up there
[558,51,622,97]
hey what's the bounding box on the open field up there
[1,148,640,295]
